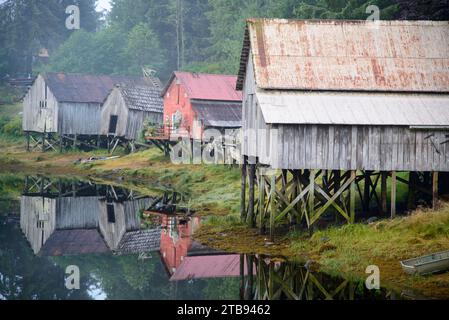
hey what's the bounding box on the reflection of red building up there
[158,214,201,276]
[146,212,251,281]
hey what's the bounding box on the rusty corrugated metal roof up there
[237,19,449,92]
[162,71,242,101]
[192,100,242,128]
[44,73,160,104]
[257,91,449,125]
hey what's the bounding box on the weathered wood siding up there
[242,52,270,163]
[100,88,128,137]
[126,110,162,140]
[271,125,449,171]
[101,88,163,140]
[55,197,99,229]
[98,201,127,251]
[22,75,59,133]
[20,196,57,254]
[98,198,152,250]
[58,102,101,135]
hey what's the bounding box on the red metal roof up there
[170,255,243,281]
[163,71,242,101]
[237,19,449,93]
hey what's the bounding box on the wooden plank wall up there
[55,197,100,229]
[59,102,101,135]
[271,124,449,172]
[20,196,57,254]
[100,88,129,137]
[126,110,162,140]
[22,75,59,133]
[98,200,127,251]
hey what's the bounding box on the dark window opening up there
[107,204,116,223]
[108,115,118,134]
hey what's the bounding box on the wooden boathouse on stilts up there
[236,19,449,238]
[101,85,164,154]
[22,73,160,152]
[145,71,243,159]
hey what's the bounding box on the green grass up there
[289,203,449,277]
[87,148,242,216]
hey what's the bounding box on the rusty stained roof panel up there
[257,91,449,126]
[237,19,449,92]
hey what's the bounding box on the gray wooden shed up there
[20,178,157,256]
[100,85,163,141]
[236,19,449,233]
[22,72,160,151]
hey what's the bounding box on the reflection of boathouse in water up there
[20,177,158,256]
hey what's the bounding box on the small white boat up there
[401,250,449,275]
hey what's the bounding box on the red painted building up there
[161,72,243,140]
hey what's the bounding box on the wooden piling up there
[433,172,439,209]
[247,163,256,227]
[240,156,247,221]
[26,132,30,152]
[350,171,356,223]
[363,171,371,213]
[73,134,77,151]
[381,172,388,215]
[308,170,316,221]
[391,171,397,218]
[59,135,63,153]
[41,132,45,152]
[269,174,276,241]
[258,171,266,233]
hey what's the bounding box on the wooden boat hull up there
[401,251,449,275]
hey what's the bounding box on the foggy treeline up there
[0,0,448,82]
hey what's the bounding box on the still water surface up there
[0,175,403,300]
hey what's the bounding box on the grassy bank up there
[0,146,242,216]
[84,149,242,215]
[195,203,449,299]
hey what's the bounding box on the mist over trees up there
[0,0,447,82]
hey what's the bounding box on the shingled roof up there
[119,85,163,113]
[116,229,161,255]
[237,19,449,93]
[43,73,161,104]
